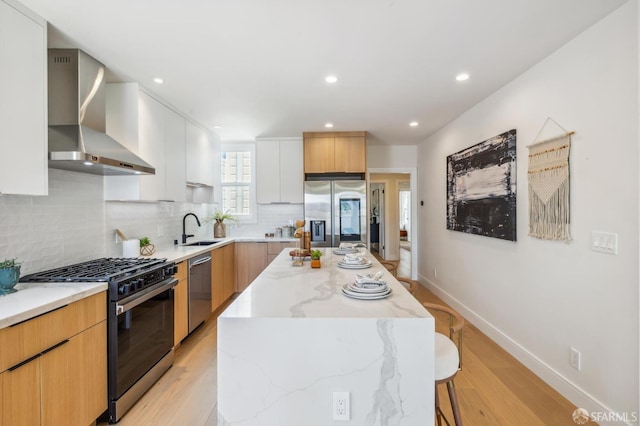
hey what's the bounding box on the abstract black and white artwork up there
[446,129,517,241]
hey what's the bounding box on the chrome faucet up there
[182,213,201,244]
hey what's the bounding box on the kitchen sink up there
[184,241,220,247]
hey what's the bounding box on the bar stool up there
[379,260,398,276]
[423,302,465,426]
[396,276,417,296]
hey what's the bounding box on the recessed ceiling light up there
[456,73,470,82]
[213,125,222,129]
[83,161,93,166]
[409,121,419,127]
[153,77,164,84]
[325,75,338,84]
[325,123,334,128]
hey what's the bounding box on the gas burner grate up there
[20,257,168,283]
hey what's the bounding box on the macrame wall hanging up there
[527,118,574,241]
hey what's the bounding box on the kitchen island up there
[217,249,434,425]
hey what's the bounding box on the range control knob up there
[119,283,131,296]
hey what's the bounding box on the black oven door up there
[110,278,176,400]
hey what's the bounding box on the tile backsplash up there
[0,169,105,274]
[0,169,303,274]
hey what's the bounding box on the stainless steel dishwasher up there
[188,252,212,333]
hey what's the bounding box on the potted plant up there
[0,258,21,295]
[139,237,156,256]
[205,210,237,238]
[310,249,322,268]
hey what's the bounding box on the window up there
[221,144,256,222]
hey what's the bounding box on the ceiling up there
[20,0,626,145]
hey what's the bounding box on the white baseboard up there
[417,274,632,426]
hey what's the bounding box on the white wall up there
[417,2,638,421]
[368,145,417,169]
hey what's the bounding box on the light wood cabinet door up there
[211,247,224,312]
[41,321,107,426]
[304,132,366,174]
[2,357,40,426]
[304,137,334,173]
[222,243,236,301]
[174,261,188,346]
[267,242,290,265]
[334,136,366,173]
[235,242,268,292]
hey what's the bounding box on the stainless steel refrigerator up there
[304,180,367,247]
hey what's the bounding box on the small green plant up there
[310,250,323,260]
[0,258,20,269]
[204,210,237,223]
[139,237,151,247]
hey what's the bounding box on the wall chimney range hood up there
[48,49,154,175]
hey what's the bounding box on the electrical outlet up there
[433,268,437,279]
[333,391,350,421]
[570,347,581,371]
[157,225,164,237]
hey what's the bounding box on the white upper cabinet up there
[256,138,303,204]
[105,84,186,201]
[0,0,47,195]
[186,121,215,187]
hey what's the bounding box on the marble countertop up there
[0,236,299,329]
[220,248,431,319]
[0,281,107,329]
[154,237,299,263]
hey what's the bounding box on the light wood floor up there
[106,282,589,426]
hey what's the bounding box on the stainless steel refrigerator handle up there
[116,279,177,315]
[189,256,212,267]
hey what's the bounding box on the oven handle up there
[116,278,177,315]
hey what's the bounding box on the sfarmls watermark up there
[572,407,638,424]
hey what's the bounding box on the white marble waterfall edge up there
[218,317,434,425]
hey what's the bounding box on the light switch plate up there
[591,231,618,255]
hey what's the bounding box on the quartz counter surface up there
[217,249,435,425]
[0,236,296,329]
[0,281,107,329]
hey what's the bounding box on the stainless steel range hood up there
[48,49,155,175]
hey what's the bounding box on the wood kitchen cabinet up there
[174,261,189,346]
[222,243,236,302]
[267,242,290,265]
[235,242,268,292]
[303,131,367,174]
[256,137,303,204]
[212,243,237,312]
[0,0,48,196]
[0,292,107,426]
[211,248,224,312]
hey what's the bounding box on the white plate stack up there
[341,271,392,300]
[333,243,360,255]
[337,253,372,269]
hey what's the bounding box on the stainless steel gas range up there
[21,257,178,424]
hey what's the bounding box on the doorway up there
[370,183,385,258]
[369,173,412,277]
